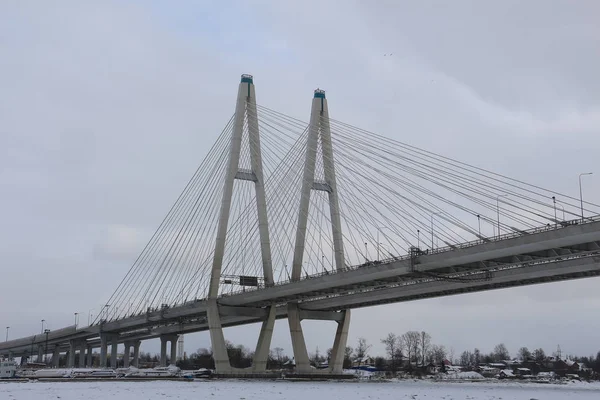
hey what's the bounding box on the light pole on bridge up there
[74,312,79,329]
[552,196,558,228]
[496,194,508,239]
[376,226,397,260]
[44,329,50,364]
[40,319,45,334]
[431,212,442,250]
[5,326,9,342]
[579,172,593,223]
[477,214,481,238]
[555,200,565,222]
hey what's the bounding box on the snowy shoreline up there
[2,379,600,400]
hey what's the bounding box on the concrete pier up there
[132,341,140,367]
[86,345,94,367]
[110,336,118,368]
[67,340,75,367]
[123,342,131,368]
[170,336,177,366]
[79,342,85,367]
[52,346,60,367]
[100,335,107,368]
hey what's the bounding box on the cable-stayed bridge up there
[2,75,600,375]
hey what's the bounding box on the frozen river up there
[2,379,600,400]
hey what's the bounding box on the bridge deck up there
[2,219,600,357]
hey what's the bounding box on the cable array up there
[98,101,600,322]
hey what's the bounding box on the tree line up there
[159,336,600,375]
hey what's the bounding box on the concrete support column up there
[100,335,108,368]
[8,351,13,361]
[67,340,75,368]
[207,299,231,372]
[252,305,276,372]
[287,303,310,373]
[52,346,60,368]
[78,342,86,368]
[160,336,168,367]
[329,310,351,374]
[110,336,118,369]
[37,346,44,363]
[123,342,131,368]
[170,337,177,366]
[132,341,140,368]
[86,345,93,367]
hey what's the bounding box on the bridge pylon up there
[207,74,275,374]
[288,89,351,374]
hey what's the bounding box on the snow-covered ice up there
[2,379,600,399]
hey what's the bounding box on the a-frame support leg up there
[329,310,351,374]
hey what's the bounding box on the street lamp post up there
[5,326,9,342]
[417,229,421,249]
[496,194,508,239]
[377,229,380,260]
[376,226,396,260]
[431,212,442,250]
[579,172,593,223]
[555,201,565,222]
[552,196,557,228]
[364,242,368,262]
[88,309,94,326]
[477,214,481,238]
[74,313,79,329]
[44,329,50,364]
[41,319,45,334]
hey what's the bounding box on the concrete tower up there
[207,74,275,373]
[288,89,350,374]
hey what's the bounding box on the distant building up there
[499,369,516,379]
[479,366,500,377]
[352,356,375,368]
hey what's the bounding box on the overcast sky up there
[1,0,600,360]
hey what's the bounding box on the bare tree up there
[344,346,353,360]
[273,347,284,363]
[355,337,371,360]
[420,331,431,366]
[428,344,447,365]
[381,333,402,371]
[517,347,531,361]
[532,348,546,362]
[474,348,481,366]
[401,331,421,366]
[344,346,353,369]
[460,350,474,367]
[493,343,510,361]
